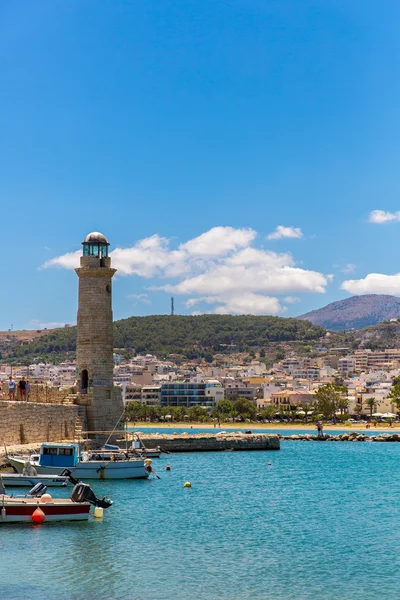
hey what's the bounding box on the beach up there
[127,420,399,432]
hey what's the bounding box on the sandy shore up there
[127,421,399,433]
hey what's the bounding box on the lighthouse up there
[75,232,123,440]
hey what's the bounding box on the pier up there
[279,432,400,442]
[130,432,280,452]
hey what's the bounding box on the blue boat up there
[9,442,150,480]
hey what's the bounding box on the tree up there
[233,397,257,420]
[302,402,314,424]
[260,405,276,422]
[387,384,400,413]
[125,401,146,421]
[213,399,234,418]
[188,405,208,421]
[314,383,348,421]
[365,397,377,418]
[337,397,350,415]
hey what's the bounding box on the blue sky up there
[1,0,400,330]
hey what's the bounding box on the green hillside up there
[5,314,325,364]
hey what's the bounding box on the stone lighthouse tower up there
[75,232,123,440]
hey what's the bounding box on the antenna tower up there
[171,297,174,316]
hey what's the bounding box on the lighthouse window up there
[106,284,111,294]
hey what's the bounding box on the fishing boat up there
[9,442,151,480]
[0,477,112,523]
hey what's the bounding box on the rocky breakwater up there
[280,432,400,443]
[137,432,280,452]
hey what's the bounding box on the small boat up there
[0,476,113,523]
[105,441,162,459]
[9,442,151,480]
[0,473,68,487]
[134,447,162,459]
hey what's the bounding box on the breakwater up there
[280,432,400,442]
[136,432,280,452]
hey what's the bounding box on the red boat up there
[0,477,112,523]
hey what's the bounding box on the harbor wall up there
[136,432,280,451]
[0,400,78,444]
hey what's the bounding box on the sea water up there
[1,435,400,600]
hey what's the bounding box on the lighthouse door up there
[81,369,88,393]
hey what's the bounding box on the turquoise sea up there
[1,428,400,600]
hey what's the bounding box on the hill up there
[3,314,325,364]
[298,295,400,331]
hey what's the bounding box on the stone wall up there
[0,382,73,404]
[135,432,280,451]
[0,400,78,444]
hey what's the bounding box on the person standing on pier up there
[8,376,16,400]
[317,421,324,439]
[18,377,26,400]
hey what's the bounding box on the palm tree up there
[337,397,350,415]
[302,403,314,424]
[261,405,276,422]
[366,397,377,419]
[354,404,362,420]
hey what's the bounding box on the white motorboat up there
[9,442,151,480]
[0,473,68,487]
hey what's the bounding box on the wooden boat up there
[0,478,113,523]
[9,443,150,480]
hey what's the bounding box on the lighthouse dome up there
[82,232,110,258]
[83,232,109,245]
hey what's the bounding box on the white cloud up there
[267,225,303,240]
[41,250,80,270]
[368,210,400,224]
[180,226,256,256]
[186,294,285,315]
[284,296,301,304]
[128,293,151,305]
[41,226,329,313]
[341,273,400,295]
[341,263,355,274]
[165,249,327,295]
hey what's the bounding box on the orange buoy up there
[32,507,45,524]
[166,465,171,471]
[40,494,53,503]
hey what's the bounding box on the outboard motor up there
[70,482,113,509]
[29,482,47,497]
[60,469,80,486]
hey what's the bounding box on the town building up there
[160,380,224,407]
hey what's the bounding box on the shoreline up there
[127,421,399,433]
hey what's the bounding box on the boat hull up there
[0,498,90,522]
[136,450,161,459]
[9,457,149,480]
[0,474,68,487]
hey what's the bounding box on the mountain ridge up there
[298,294,400,331]
[2,314,325,364]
